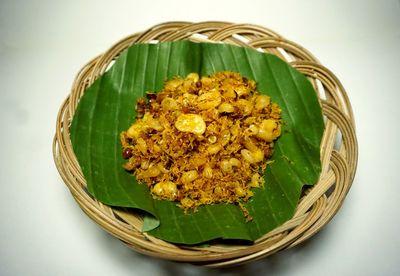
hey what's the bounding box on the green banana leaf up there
[70,41,324,244]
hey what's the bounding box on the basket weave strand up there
[53,21,358,267]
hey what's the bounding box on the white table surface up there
[1,0,399,275]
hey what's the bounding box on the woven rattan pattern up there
[53,22,358,267]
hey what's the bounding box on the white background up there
[1,0,399,275]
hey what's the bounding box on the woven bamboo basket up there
[53,21,358,267]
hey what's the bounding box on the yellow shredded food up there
[120,71,282,218]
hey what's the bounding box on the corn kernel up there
[181,170,198,184]
[140,160,150,170]
[152,181,178,199]
[219,130,231,146]
[181,197,194,208]
[202,164,213,179]
[241,148,264,164]
[241,149,255,163]
[222,88,236,99]
[229,158,241,167]
[251,173,261,187]
[152,182,163,196]
[161,97,179,111]
[235,187,246,197]
[243,137,258,152]
[191,156,207,167]
[218,102,235,113]
[157,163,169,174]
[186,73,199,82]
[256,119,281,142]
[255,95,270,111]
[246,124,259,136]
[197,90,221,110]
[207,144,221,155]
[140,166,160,178]
[163,181,178,197]
[220,160,232,172]
[175,114,206,135]
[235,85,250,97]
[165,79,183,91]
[200,76,212,86]
[236,99,253,115]
[252,149,264,163]
[136,137,147,154]
[127,123,142,139]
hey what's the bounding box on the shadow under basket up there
[53,21,358,267]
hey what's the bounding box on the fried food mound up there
[120,71,281,219]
